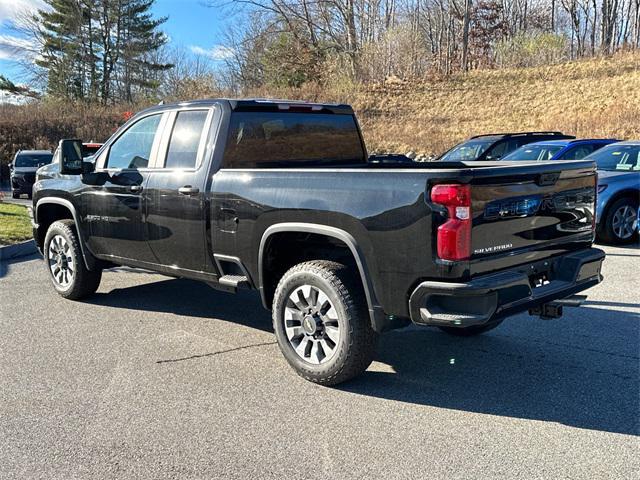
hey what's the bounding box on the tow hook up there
[529,295,587,320]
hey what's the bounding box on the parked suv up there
[438,132,575,162]
[10,150,53,198]
[502,139,618,162]
[586,141,640,244]
[32,100,604,385]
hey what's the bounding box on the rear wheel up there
[44,220,102,300]
[12,192,19,199]
[599,197,639,244]
[272,260,378,386]
[438,319,503,337]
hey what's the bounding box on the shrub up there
[495,33,570,68]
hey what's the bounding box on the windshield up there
[439,139,495,161]
[503,144,564,161]
[585,144,640,171]
[15,153,53,168]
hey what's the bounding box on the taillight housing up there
[431,184,472,261]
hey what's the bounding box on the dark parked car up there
[438,132,575,162]
[81,142,103,158]
[502,139,618,162]
[584,141,640,244]
[9,150,53,198]
[31,99,604,385]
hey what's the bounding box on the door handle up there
[129,185,143,193]
[178,186,200,195]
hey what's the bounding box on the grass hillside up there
[351,52,640,156]
[1,53,639,164]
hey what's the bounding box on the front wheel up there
[44,220,102,300]
[272,260,378,386]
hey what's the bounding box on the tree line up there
[219,0,640,89]
[3,0,640,102]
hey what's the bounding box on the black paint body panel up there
[32,99,601,327]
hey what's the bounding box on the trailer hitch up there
[529,295,587,320]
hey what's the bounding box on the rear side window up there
[165,110,209,169]
[223,112,365,168]
[559,145,595,160]
[486,141,509,159]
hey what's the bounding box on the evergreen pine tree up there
[118,0,172,102]
[35,0,170,102]
[36,0,92,99]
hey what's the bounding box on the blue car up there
[502,138,618,162]
[583,141,640,244]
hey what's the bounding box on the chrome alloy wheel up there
[48,234,74,287]
[612,204,638,240]
[284,285,341,365]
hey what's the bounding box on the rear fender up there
[258,223,387,332]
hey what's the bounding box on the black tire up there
[598,197,639,244]
[438,319,503,337]
[272,260,378,386]
[44,219,102,300]
[12,192,19,199]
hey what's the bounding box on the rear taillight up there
[431,184,472,261]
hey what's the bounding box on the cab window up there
[164,110,209,169]
[106,114,162,169]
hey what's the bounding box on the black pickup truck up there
[31,99,605,385]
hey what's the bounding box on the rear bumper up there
[409,248,605,328]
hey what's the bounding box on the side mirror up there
[8,162,13,170]
[59,139,84,174]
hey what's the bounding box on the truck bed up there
[212,159,596,317]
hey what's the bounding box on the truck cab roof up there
[139,99,355,116]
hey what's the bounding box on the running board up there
[218,274,251,289]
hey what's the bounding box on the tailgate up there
[470,161,596,271]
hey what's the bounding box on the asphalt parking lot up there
[1,244,638,479]
[0,191,31,207]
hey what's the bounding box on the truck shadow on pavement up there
[86,276,638,437]
[0,253,42,278]
[344,306,639,437]
[86,277,274,333]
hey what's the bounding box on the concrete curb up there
[0,239,38,261]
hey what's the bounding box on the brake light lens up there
[431,184,472,261]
